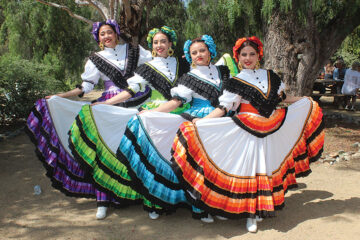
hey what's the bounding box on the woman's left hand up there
[283,95,306,104]
[192,118,201,124]
[138,109,154,115]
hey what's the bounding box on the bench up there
[310,93,347,108]
[311,93,345,97]
[312,79,347,107]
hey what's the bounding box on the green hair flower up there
[146,26,177,50]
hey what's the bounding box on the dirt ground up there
[0,95,360,240]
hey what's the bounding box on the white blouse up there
[80,44,152,93]
[127,56,179,93]
[341,69,360,95]
[219,69,285,112]
[171,64,222,103]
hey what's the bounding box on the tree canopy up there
[335,25,360,66]
[0,0,94,83]
[1,0,360,123]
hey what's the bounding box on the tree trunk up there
[119,0,145,44]
[264,11,324,96]
[264,8,360,96]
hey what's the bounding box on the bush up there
[0,54,59,124]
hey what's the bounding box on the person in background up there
[333,59,347,82]
[333,59,348,107]
[324,62,335,80]
[342,61,360,111]
[312,67,326,101]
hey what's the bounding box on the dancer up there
[216,53,239,76]
[68,26,190,218]
[171,36,324,232]
[114,35,230,222]
[26,19,152,220]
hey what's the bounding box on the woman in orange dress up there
[171,36,324,233]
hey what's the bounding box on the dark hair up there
[189,37,208,50]
[238,40,260,54]
[154,31,171,43]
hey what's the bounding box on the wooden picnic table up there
[312,79,345,107]
[314,79,344,89]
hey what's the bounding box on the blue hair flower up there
[183,35,217,64]
[183,40,193,64]
[201,35,217,60]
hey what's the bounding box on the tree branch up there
[319,4,360,58]
[114,0,120,20]
[123,0,131,25]
[85,0,109,20]
[109,0,115,19]
[74,0,90,5]
[36,0,93,25]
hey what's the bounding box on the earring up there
[99,42,104,50]
[255,60,260,70]
[207,56,211,65]
[115,37,120,45]
[191,62,196,68]
[152,50,157,58]
[167,48,174,57]
[237,62,243,71]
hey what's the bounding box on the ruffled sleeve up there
[127,73,148,93]
[219,90,242,112]
[80,59,101,93]
[138,45,152,66]
[170,84,194,104]
[278,81,285,94]
[215,57,225,66]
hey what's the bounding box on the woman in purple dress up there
[26,19,152,219]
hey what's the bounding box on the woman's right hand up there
[45,94,59,99]
[91,101,108,106]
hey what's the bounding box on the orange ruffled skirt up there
[171,97,324,219]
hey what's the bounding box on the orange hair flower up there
[233,36,263,63]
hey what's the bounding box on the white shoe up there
[246,218,257,233]
[148,211,160,220]
[256,216,263,222]
[96,206,108,220]
[215,215,228,220]
[201,214,214,223]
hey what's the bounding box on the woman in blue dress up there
[109,35,231,222]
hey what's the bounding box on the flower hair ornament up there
[232,36,263,63]
[146,26,177,50]
[183,35,217,64]
[91,19,121,43]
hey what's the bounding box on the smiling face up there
[238,45,259,70]
[98,25,117,49]
[189,41,211,66]
[152,32,172,58]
